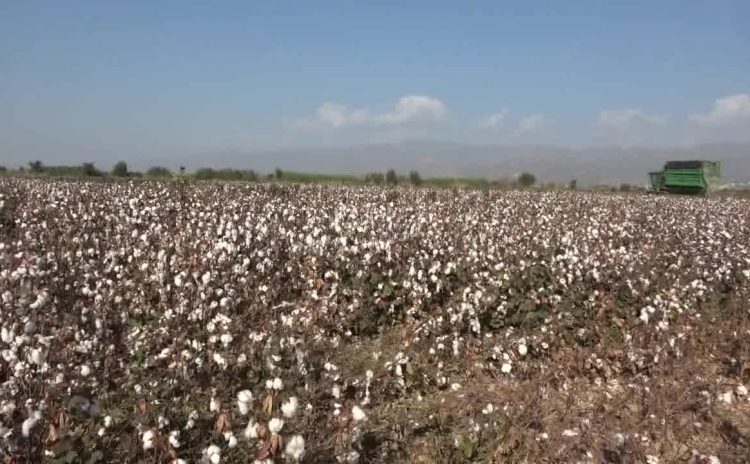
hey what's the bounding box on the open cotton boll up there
[244,419,259,439]
[237,390,253,414]
[203,444,221,464]
[224,432,238,448]
[210,397,221,413]
[517,343,528,356]
[168,430,181,448]
[142,430,156,450]
[281,396,298,418]
[272,377,284,391]
[352,405,367,423]
[21,412,41,438]
[268,417,284,434]
[285,434,305,461]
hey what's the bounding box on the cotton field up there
[1,178,749,463]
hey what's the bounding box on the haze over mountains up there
[173,141,750,187]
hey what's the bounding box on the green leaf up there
[459,436,476,458]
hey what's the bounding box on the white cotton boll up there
[332,385,341,399]
[517,344,528,356]
[210,397,221,413]
[265,379,274,390]
[29,348,44,365]
[169,430,181,448]
[244,419,259,439]
[220,333,233,347]
[103,415,112,428]
[272,377,284,391]
[345,451,360,463]
[501,363,512,373]
[285,434,305,461]
[281,396,298,418]
[80,365,91,377]
[142,430,156,450]
[203,444,221,464]
[352,405,367,423]
[1,327,13,344]
[212,353,227,368]
[202,272,211,285]
[22,415,39,437]
[736,385,748,397]
[237,390,253,415]
[268,418,284,434]
[174,460,187,464]
[718,391,733,405]
[224,432,238,448]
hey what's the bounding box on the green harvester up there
[648,160,721,196]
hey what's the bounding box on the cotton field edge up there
[1,178,749,463]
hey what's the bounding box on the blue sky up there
[1,0,749,164]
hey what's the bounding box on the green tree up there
[619,183,632,192]
[517,172,536,188]
[82,162,99,176]
[195,168,217,180]
[0,166,7,173]
[274,167,284,180]
[364,172,385,184]
[146,166,172,177]
[28,160,45,173]
[112,161,129,177]
[385,169,398,185]
[408,170,422,186]
[569,179,577,190]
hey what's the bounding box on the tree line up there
[2,160,553,189]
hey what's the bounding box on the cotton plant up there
[1,179,749,461]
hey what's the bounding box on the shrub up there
[146,166,172,178]
[364,172,385,185]
[409,171,422,186]
[386,169,398,185]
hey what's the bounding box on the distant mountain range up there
[178,141,750,187]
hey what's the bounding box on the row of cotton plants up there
[1,178,749,463]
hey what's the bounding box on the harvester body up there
[649,160,720,195]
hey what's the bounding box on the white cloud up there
[690,93,750,126]
[314,102,370,129]
[594,108,669,131]
[478,110,509,129]
[293,95,446,131]
[517,113,549,134]
[374,95,446,124]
